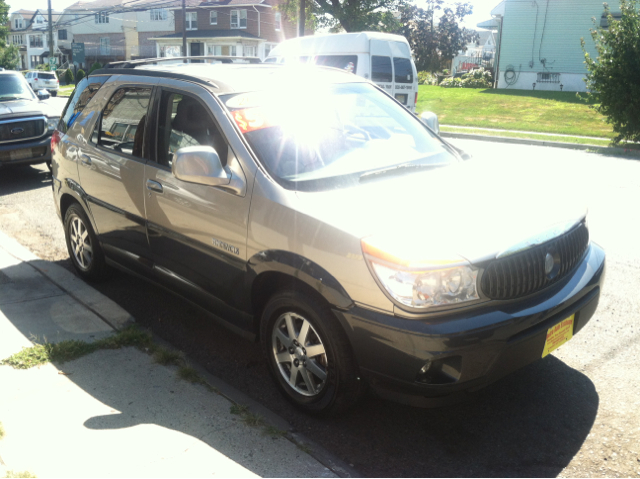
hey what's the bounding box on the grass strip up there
[4,471,37,478]
[440,126,613,147]
[417,86,614,139]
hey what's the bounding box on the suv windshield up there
[222,82,456,191]
[0,74,34,101]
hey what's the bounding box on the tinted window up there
[393,58,413,83]
[38,72,56,79]
[156,90,228,168]
[59,76,109,133]
[371,56,392,83]
[97,87,151,159]
[0,74,34,101]
[313,55,358,73]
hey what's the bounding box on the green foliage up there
[279,0,403,32]
[0,0,10,38]
[89,62,102,74]
[395,0,478,73]
[440,77,463,88]
[76,69,85,82]
[418,71,439,85]
[35,63,50,71]
[460,68,493,88]
[4,470,37,478]
[582,0,640,144]
[0,40,20,70]
[64,68,74,84]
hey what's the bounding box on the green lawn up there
[58,84,75,96]
[417,86,614,139]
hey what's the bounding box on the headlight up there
[362,236,481,310]
[47,117,60,131]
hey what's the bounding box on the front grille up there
[481,222,589,300]
[0,118,46,142]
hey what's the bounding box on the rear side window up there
[97,86,152,159]
[371,56,392,83]
[393,58,413,83]
[38,72,56,79]
[314,55,358,73]
[59,76,109,134]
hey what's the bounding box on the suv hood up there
[0,99,56,118]
[295,160,587,264]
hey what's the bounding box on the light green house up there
[480,0,620,92]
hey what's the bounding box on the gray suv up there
[51,59,605,414]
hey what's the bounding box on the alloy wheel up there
[69,216,93,271]
[271,312,328,397]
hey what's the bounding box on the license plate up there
[10,148,32,161]
[395,93,408,104]
[542,314,575,357]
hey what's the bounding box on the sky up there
[7,0,501,30]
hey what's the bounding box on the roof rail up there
[105,56,262,69]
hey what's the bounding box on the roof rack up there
[105,56,262,69]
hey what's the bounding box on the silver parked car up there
[51,58,605,414]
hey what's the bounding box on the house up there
[151,0,297,60]
[452,30,496,76]
[8,9,66,70]
[64,0,175,65]
[480,0,620,91]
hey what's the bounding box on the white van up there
[265,32,420,113]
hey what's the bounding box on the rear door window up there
[39,72,56,80]
[59,76,109,133]
[96,86,152,159]
[393,58,413,83]
[371,56,392,83]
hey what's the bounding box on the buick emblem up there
[11,127,24,135]
[544,252,555,275]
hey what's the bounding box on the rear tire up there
[261,289,365,415]
[63,203,109,281]
[51,91,57,97]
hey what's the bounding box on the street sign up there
[49,57,58,69]
[72,43,85,65]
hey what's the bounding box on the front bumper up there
[0,134,52,167]
[333,243,606,406]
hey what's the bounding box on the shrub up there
[64,68,74,84]
[76,69,85,82]
[439,77,463,88]
[89,62,102,74]
[417,71,438,85]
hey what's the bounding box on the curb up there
[440,131,640,158]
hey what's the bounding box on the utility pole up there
[48,0,54,70]
[182,0,187,62]
[298,0,305,37]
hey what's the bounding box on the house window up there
[58,29,67,40]
[210,11,217,24]
[244,45,255,57]
[275,11,281,30]
[600,11,623,28]
[14,18,23,29]
[207,45,221,55]
[30,55,41,66]
[186,12,197,30]
[29,35,43,48]
[160,45,182,57]
[36,16,43,24]
[100,37,111,55]
[264,43,276,57]
[95,12,109,23]
[150,8,167,21]
[537,72,560,83]
[230,45,237,56]
[12,35,23,45]
[231,10,247,28]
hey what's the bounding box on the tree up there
[0,40,20,70]
[582,0,640,144]
[396,0,477,72]
[279,0,404,32]
[89,62,102,74]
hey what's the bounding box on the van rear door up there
[390,41,417,113]
[370,39,394,96]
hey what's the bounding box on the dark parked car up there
[0,71,59,169]
[51,58,605,414]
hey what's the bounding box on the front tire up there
[261,290,365,415]
[64,203,109,281]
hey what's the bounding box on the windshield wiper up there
[0,96,28,101]
[359,162,445,182]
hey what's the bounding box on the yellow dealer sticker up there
[542,314,575,357]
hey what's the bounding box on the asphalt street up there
[0,115,638,475]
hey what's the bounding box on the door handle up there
[146,179,163,194]
[80,154,92,167]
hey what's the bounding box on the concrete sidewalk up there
[0,231,347,478]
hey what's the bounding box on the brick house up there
[152,0,297,60]
[64,0,175,65]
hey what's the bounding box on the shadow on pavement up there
[0,164,51,197]
[71,263,600,478]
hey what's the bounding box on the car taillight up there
[415,92,418,105]
[51,129,62,154]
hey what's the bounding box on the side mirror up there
[172,146,231,186]
[419,111,440,135]
[37,89,51,100]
